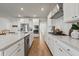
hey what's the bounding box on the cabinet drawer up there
[0,51,3,56]
[55,39,79,56]
[59,42,79,56]
[54,39,71,56]
[19,39,24,47]
[54,44,70,56]
[4,43,19,56]
[10,46,24,56]
[4,39,24,56]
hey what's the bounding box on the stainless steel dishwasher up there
[24,35,30,56]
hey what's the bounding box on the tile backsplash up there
[52,16,72,35]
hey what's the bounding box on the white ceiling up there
[0,3,56,18]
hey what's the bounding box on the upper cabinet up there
[63,3,79,23]
[33,18,39,25]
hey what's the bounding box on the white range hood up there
[48,3,63,19]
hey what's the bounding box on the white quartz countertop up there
[49,34,79,51]
[0,32,31,51]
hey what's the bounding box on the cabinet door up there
[75,3,79,17]
[47,35,55,54]
[11,47,24,56]
[54,45,70,56]
[18,39,24,56]
[63,3,77,23]
[11,39,24,56]
[53,39,70,56]
[4,39,24,56]
[0,51,3,56]
[64,3,75,20]
[4,42,19,56]
[59,41,79,56]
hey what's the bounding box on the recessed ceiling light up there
[41,8,44,11]
[21,8,24,11]
[18,14,21,17]
[33,14,37,17]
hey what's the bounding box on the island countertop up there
[0,32,31,51]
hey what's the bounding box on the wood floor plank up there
[28,37,52,56]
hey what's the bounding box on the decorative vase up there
[71,30,79,39]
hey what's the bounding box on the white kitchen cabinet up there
[0,51,3,56]
[64,3,79,22]
[47,35,76,56]
[4,39,24,56]
[47,34,79,56]
[53,38,70,56]
[47,35,63,55]
[11,47,24,56]
[4,43,19,56]
[64,3,75,20]
[14,39,24,56]
[46,35,54,54]
[54,44,70,56]
[58,40,79,56]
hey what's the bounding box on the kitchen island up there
[0,32,32,56]
[45,33,79,56]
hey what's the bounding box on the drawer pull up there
[59,48,63,52]
[67,49,70,51]
[17,49,21,52]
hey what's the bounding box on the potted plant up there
[71,24,79,39]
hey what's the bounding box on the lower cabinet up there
[0,51,3,56]
[54,40,70,56]
[10,48,24,56]
[47,35,79,56]
[45,35,54,55]
[4,39,24,56]
[57,40,79,56]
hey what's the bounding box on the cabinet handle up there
[75,16,77,17]
[59,48,63,52]
[67,49,70,51]
[17,49,21,52]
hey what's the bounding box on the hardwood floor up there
[28,37,52,56]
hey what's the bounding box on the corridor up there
[28,37,52,56]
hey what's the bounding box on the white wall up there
[0,18,10,30]
[52,16,72,35]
